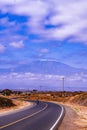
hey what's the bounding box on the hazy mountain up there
[0,60,87,76]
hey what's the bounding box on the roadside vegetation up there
[71,92,87,106]
[0,89,87,107]
[20,91,87,106]
[0,96,15,108]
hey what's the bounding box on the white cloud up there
[1,72,87,82]
[0,0,23,6]
[0,72,87,90]
[0,72,62,80]
[0,0,87,42]
[39,58,58,62]
[0,17,15,26]
[9,40,24,48]
[66,72,87,82]
[39,48,49,53]
[0,44,6,53]
[47,0,87,41]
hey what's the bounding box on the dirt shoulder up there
[58,103,87,130]
[0,99,33,116]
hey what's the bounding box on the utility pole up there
[62,77,64,92]
[62,77,65,97]
[40,86,41,92]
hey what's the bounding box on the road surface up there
[0,101,64,130]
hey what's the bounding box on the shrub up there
[0,97,15,108]
[2,89,12,96]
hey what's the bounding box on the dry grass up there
[0,96,32,116]
[71,93,87,106]
[0,96,15,108]
[58,92,87,130]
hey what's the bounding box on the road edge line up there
[50,104,65,130]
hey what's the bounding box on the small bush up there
[0,97,15,108]
[2,89,13,96]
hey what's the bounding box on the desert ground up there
[58,101,87,130]
[0,91,87,130]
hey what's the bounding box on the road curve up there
[0,101,64,130]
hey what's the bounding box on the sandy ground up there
[58,103,87,130]
[0,100,33,116]
[0,95,87,130]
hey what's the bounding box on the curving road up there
[0,101,64,130]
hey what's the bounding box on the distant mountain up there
[0,60,87,76]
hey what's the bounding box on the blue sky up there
[0,0,87,91]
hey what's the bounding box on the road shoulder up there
[58,103,87,130]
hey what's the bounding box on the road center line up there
[0,103,48,129]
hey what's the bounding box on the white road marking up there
[50,105,64,130]
[0,103,48,129]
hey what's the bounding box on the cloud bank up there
[0,72,87,91]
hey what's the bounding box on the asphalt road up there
[0,101,64,130]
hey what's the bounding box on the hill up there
[71,92,87,106]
